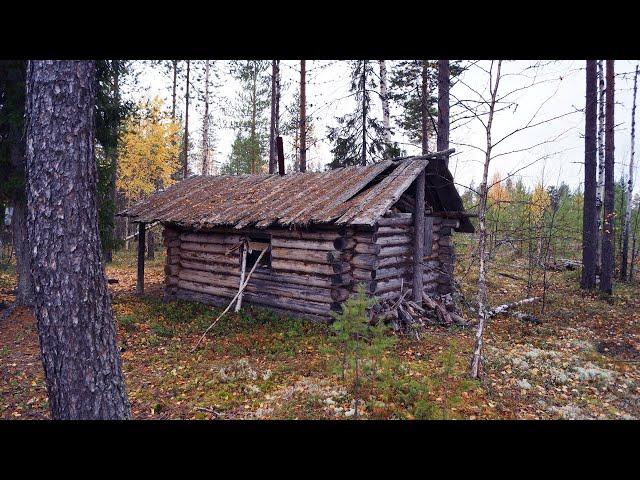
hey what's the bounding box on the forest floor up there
[1,242,639,420]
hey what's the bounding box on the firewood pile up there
[369,291,468,338]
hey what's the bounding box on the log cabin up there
[118,150,474,322]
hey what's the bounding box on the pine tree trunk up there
[421,61,429,155]
[171,60,177,119]
[596,60,605,273]
[621,65,638,281]
[300,60,307,172]
[581,60,598,289]
[25,60,130,419]
[103,60,120,264]
[361,60,367,166]
[182,60,190,179]
[201,60,210,176]
[600,60,615,294]
[6,61,33,306]
[379,60,391,151]
[437,59,450,167]
[269,60,280,174]
[471,60,502,379]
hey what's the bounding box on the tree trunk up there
[621,65,638,281]
[471,60,502,379]
[379,60,391,152]
[182,59,190,179]
[596,60,605,272]
[437,59,450,167]
[421,60,429,155]
[201,60,210,176]
[581,60,598,289]
[103,60,120,264]
[600,60,615,294]
[269,60,280,174]
[6,61,33,306]
[171,60,177,119]
[300,60,307,172]
[361,60,367,166]
[25,60,130,419]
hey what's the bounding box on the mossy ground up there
[1,242,638,419]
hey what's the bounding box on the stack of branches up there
[369,290,469,339]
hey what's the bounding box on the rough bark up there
[201,60,210,176]
[269,60,280,174]
[379,60,391,150]
[300,60,307,172]
[621,65,638,280]
[600,60,615,294]
[182,59,190,179]
[421,60,429,155]
[361,60,367,166]
[171,60,177,119]
[25,60,130,419]
[581,60,598,289]
[437,59,450,167]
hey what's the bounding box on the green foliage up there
[326,284,395,417]
[117,314,138,331]
[327,60,400,168]
[0,61,26,206]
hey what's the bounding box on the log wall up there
[160,211,458,321]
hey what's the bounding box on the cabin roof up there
[118,156,474,232]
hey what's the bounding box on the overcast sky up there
[123,60,640,197]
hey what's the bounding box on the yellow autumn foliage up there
[117,97,181,202]
[488,171,510,204]
[529,183,550,223]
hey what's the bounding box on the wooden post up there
[136,222,145,294]
[413,170,426,305]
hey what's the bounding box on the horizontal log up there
[353,233,378,244]
[378,226,412,236]
[272,259,335,276]
[180,250,239,265]
[353,268,375,281]
[174,289,331,322]
[351,254,379,270]
[167,255,180,265]
[180,259,236,275]
[166,276,179,286]
[164,239,180,248]
[376,266,408,281]
[271,247,329,264]
[354,243,381,255]
[181,241,235,255]
[271,237,338,252]
[180,232,241,245]
[270,229,348,241]
[377,214,413,227]
[378,255,411,268]
[176,280,333,316]
[168,247,181,257]
[371,278,404,294]
[376,235,411,247]
[378,245,411,257]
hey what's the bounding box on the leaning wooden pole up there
[136,222,146,294]
[413,168,426,306]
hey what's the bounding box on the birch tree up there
[621,64,638,280]
[596,60,606,271]
[182,59,190,178]
[300,60,307,172]
[26,60,130,419]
